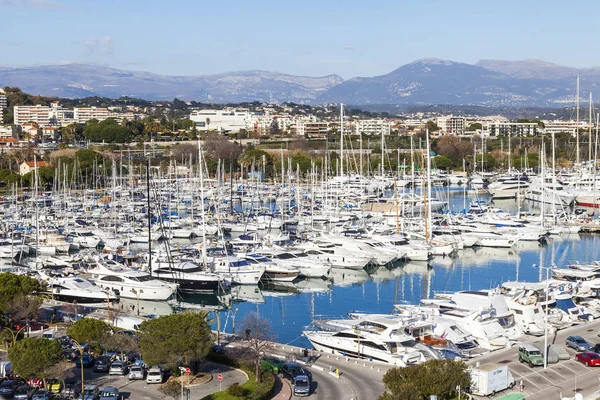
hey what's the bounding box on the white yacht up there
[242,253,300,282]
[295,242,372,270]
[89,260,178,301]
[40,272,118,304]
[524,177,576,207]
[304,316,426,366]
[250,249,330,279]
[210,255,265,285]
[150,259,230,292]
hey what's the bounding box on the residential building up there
[189,109,251,133]
[74,107,110,124]
[299,121,330,138]
[436,116,465,135]
[0,89,6,123]
[14,105,51,126]
[21,123,40,139]
[356,119,391,136]
[488,122,538,137]
[20,160,49,176]
[0,126,13,138]
[542,121,588,136]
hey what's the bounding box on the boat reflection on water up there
[174,292,232,312]
[117,297,175,317]
[368,266,397,282]
[231,285,265,304]
[401,261,433,276]
[329,267,371,287]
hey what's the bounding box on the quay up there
[218,316,600,400]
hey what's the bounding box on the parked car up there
[576,352,600,367]
[79,385,100,400]
[128,365,145,380]
[146,367,164,384]
[566,335,592,352]
[14,385,38,400]
[260,356,284,373]
[281,362,311,397]
[75,354,93,368]
[61,379,81,398]
[46,379,63,394]
[0,379,27,398]
[14,321,48,331]
[31,390,53,400]
[99,387,119,400]
[109,361,128,375]
[518,344,544,367]
[93,356,111,373]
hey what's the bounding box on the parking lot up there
[468,322,600,400]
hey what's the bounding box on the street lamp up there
[4,326,27,347]
[456,385,461,400]
[71,338,85,395]
[533,263,553,370]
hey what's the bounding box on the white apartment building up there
[0,126,13,138]
[189,109,251,133]
[49,102,74,126]
[14,105,52,126]
[542,120,588,136]
[0,89,6,123]
[436,116,465,135]
[488,122,538,137]
[356,119,391,136]
[74,107,110,124]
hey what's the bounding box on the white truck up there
[470,364,515,396]
[0,361,12,378]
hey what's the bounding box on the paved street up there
[467,320,600,400]
[80,362,246,399]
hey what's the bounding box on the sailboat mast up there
[589,92,593,162]
[576,75,580,166]
[339,103,344,178]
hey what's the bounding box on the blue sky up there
[1,0,596,79]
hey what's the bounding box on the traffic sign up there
[185,367,191,375]
[218,374,223,381]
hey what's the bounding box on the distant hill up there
[0,64,343,103]
[1,60,599,106]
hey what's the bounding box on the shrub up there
[227,383,249,397]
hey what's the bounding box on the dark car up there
[75,354,93,368]
[61,380,81,399]
[14,385,38,400]
[93,356,112,373]
[281,362,311,397]
[0,380,27,398]
[31,390,53,400]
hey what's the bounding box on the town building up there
[542,120,588,136]
[356,119,391,136]
[74,107,110,124]
[19,160,49,176]
[189,109,251,133]
[14,105,52,126]
[0,126,14,138]
[436,116,466,135]
[0,89,6,123]
[488,122,538,137]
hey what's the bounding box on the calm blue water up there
[202,187,600,348]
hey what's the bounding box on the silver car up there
[128,365,145,380]
[108,361,128,375]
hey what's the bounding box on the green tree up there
[67,318,112,348]
[8,338,63,383]
[433,155,455,170]
[379,360,471,400]
[158,380,182,400]
[138,311,213,370]
[0,273,40,322]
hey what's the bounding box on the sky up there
[1,0,598,79]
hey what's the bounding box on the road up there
[467,319,600,400]
[81,362,246,399]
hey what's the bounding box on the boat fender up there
[568,284,573,291]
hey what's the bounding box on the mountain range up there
[0,59,597,106]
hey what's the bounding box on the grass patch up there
[202,351,275,400]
